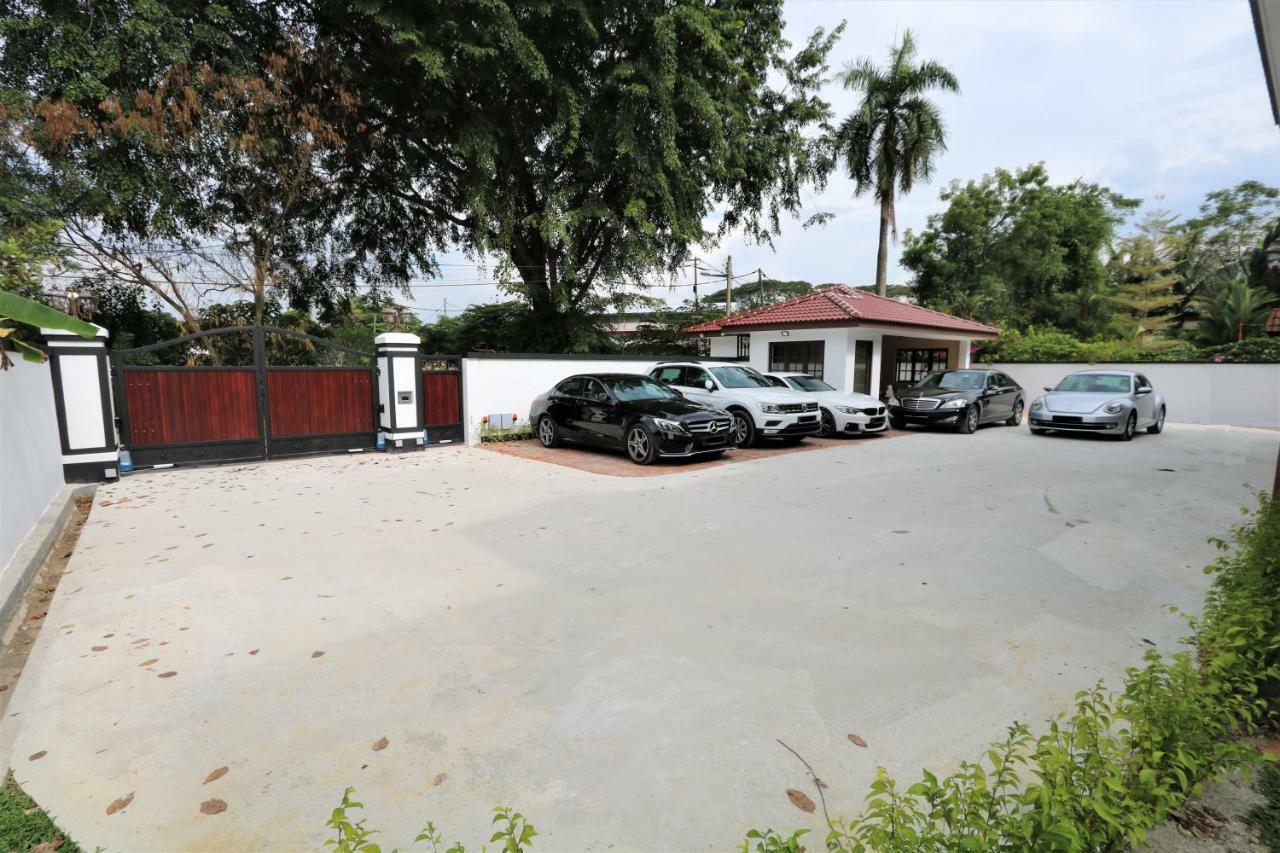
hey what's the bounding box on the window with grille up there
[736,334,750,359]
[768,340,824,379]
[895,348,949,384]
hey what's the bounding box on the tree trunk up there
[876,198,891,297]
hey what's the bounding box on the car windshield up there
[785,376,834,392]
[608,376,676,401]
[916,371,985,391]
[1053,373,1132,394]
[710,366,772,388]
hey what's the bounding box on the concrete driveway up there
[2,424,1275,851]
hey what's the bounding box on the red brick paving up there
[479,429,911,477]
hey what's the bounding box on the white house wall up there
[745,328,857,391]
[0,357,65,575]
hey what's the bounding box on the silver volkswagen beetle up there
[1028,370,1166,441]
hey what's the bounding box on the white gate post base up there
[374,332,424,451]
[41,324,119,482]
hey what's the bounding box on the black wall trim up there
[464,351,712,361]
[63,460,115,484]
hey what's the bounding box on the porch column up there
[42,324,118,483]
[374,332,425,451]
[958,338,972,369]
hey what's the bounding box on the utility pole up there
[725,255,733,318]
[757,268,763,307]
[692,258,699,311]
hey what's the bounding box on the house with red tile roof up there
[684,284,999,398]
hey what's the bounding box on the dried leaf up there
[158,671,177,678]
[200,798,227,815]
[847,734,868,748]
[249,649,259,655]
[106,793,134,815]
[139,658,158,667]
[91,645,107,652]
[29,750,47,761]
[311,651,324,658]
[786,789,815,813]
[203,766,228,784]
[433,773,447,787]
[372,737,388,751]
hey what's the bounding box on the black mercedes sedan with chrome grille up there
[887,369,1025,434]
[530,373,734,465]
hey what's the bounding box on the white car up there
[764,372,889,437]
[648,361,820,447]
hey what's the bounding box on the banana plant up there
[0,289,99,369]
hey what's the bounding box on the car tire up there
[817,409,836,438]
[890,415,906,430]
[625,424,659,465]
[1006,399,1024,426]
[1147,406,1166,435]
[1119,412,1137,441]
[957,404,980,434]
[729,409,757,448]
[537,415,560,448]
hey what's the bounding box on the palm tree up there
[1194,278,1276,345]
[836,31,959,295]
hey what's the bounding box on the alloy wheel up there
[818,410,835,438]
[733,415,750,446]
[965,407,978,432]
[627,427,650,461]
[1122,413,1136,441]
[538,417,555,446]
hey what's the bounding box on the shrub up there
[747,492,1280,851]
[976,327,1280,363]
[324,787,536,852]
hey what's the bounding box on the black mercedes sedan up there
[530,373,734,464]
[887,369,1025,434]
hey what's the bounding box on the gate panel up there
[267,369,374,437]
[124,369,259,445]
[421,356,463,443]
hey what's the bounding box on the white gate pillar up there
[42,324,119,482]
[374,332,424,451]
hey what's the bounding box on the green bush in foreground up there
[0,773,83,853]
[746,491,1279,852]
[324,786,535,853]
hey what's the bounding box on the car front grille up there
[686,417,733,434]
[902,398,940,410]
[776,402,819,414]
[868,417,886,428]
[860,406,886,416]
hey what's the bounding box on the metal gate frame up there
[111,325,379,467]
[419,354,464,444]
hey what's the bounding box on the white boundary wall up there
[0,357,65,572]
[461,355,667,445]
[979,362,1280,428]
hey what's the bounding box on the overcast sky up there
[406,0,1280,320]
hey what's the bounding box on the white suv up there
[648,362,821,447]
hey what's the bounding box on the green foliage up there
[745,492,1280,851]
[1247,761,1280,851]
[835,29,959,293]
[479,422,533,444]
[0,287,97,367]
[1193,278,1276,346]
[740,827,809,852]
[323,788,532,853]
[903,163,1139,338]
[975,326,1280,363]
[0,773,83,853]
[1109,209,1185,346]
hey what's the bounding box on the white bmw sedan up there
[764,372,889,437]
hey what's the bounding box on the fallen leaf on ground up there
[311,651,324,658]
[30,839,63,853]
[200,798,227,815]
[158,671,177,678]
[433,773,447,786]
[786,789,815,813]
[91,645,107,652]
[106,793,134,815]
[203,766,228,784]
[249,649,259,655]
[372,737,388,751]
[847,734,868,747]
[138,658,158,667]
[29,750,47,761]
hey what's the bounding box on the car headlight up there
[940,398,967,409]
[837,406,859,415]
[651,417,688,434]
[1102,400,1126,414]
[757,402,781,413]
[1030,398,1045,411]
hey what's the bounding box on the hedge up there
[975,328,1280,364]
[744,491,1280,852]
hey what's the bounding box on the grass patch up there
[1249,760,1280,852]
[0,773,82,853]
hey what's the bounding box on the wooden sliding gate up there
[112,326,378,467]
[420,355,463,444]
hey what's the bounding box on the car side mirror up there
[1043,386,1053,392]
[703,379,715,391]
[1136,386,1152,396]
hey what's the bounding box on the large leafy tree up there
[835,29,959,296]
[902,163,1138,337]
[309,1,843,352]
[1108,209,1184,347]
